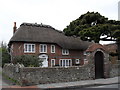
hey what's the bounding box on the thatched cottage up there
[8,22,118,79]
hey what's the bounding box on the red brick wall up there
[104,44,118,64]
[10,42,85,66]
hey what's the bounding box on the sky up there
[0,0,119,44]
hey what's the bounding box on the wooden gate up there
[94,51,104,79]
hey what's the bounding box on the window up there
[84,58,88,64]
[51,45,55,53]
[75,59,80,64]
[51,59,55,67]
[40,44,47,53]
[24,44,35,53]
[62,49,69,55]
[83,51,87,55]
[60,59,72,67]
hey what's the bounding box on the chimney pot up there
[13,22,17,34]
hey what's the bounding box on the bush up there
[14,55,42,67]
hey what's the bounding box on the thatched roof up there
[9,23,92,50]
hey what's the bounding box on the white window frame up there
[83,51,87,55]
[62,49,69,55]
[51,45,55,53]
[75,59,80,64]
[84,58,88,64]
[59,59,72,67]
[24,43,35,53]
[40,44,47,53]
[51,59,55,67]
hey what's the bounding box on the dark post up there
[117,39,120,60]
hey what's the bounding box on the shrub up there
[14,55,42,67]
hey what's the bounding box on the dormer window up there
[51,45,55,53]
[62,49,69,55]
[83,51,87,55]
[75,59,80,64]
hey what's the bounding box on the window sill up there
[24,52,35,53]
[62,54,69,55]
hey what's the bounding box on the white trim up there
[51,59,55,67]
[51,45,55,53]
[39,54,48,67]
[75,59,80,64]
[59,59,72,67]
[24,43,35,53]
[84,59,88,65]
[62,49,69,55]
[83,51,87,55]
[40,44,47,53]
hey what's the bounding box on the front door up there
[94,51,104,79]
[39,54,48,67]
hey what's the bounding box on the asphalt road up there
[88,84,120,88]
[46,84,120,90]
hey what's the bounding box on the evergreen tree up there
[63,12,120,60]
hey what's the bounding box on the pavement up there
[1,76,119,89]
[36,77,119,89]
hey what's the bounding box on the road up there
[88,84,120,88]
[49,84,120,90]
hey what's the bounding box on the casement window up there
[60,59,72,67]
[62,49,69,55]
[40,44,47,53]
[84,58,88,64]
[51,59,55,67]
[83,51,87,55]
[51,45,55,53]
[24,44,35,53]
[75,59,80,64]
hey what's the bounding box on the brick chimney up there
[13,22,17,34]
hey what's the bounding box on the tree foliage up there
[0,41,11,67]
[64,12,108,37]
[63,11,120,60]
[63,11,120,43]
[14,55,42,67]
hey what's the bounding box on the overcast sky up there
[0,0,119,44]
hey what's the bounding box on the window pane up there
[62,49,69,55]
[63,60,65,66]
[41,45,43,52]
[51,45,55,53]
[25,44,27,52]
[63,50,64,54]
[28,45,31,52]
[66,60,68,66]
[44,45,46,52]
[32,45,34,52]
[51,59,55,66]
[69,60,71,66]
[60,60,62,66]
